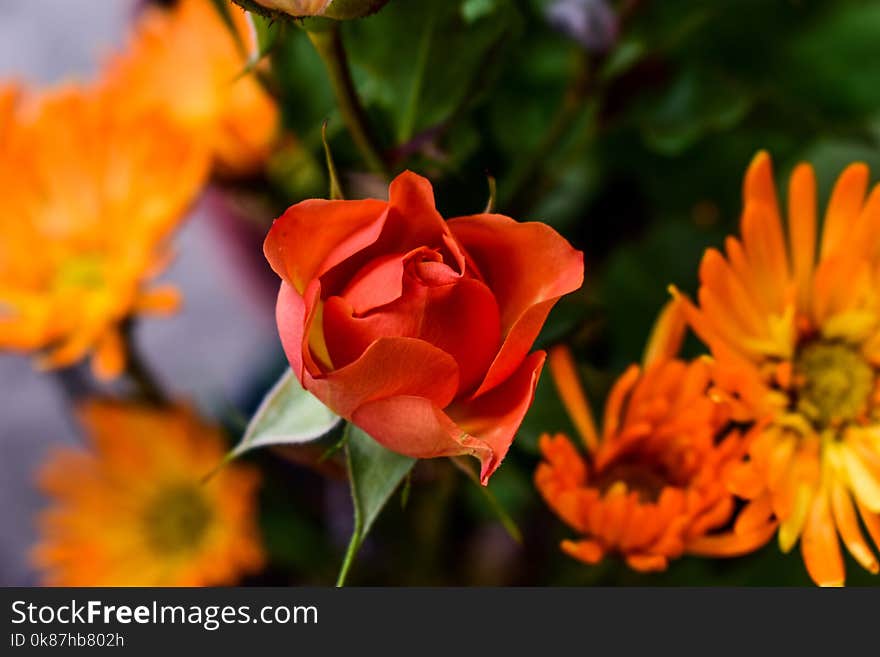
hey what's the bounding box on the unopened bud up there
[232,0,391,20]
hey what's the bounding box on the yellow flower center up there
[53,255,105,291]
[794,341,874,427]
[142,484,213,556]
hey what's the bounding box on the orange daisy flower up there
[106,0,279,175]
[675,151,880,586]
[0,85,207,379]
[33,401,264,586]
[535,302,769,572]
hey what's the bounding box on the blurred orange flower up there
[33,401,264,586]
[0,86,208,379]
[535,302,769,572]
[675,152,880,586]
[107,0,279,175]
[0,83,19,141]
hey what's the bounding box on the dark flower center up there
[594,454,690,503]
[142,484,213,556]
[794,341,874,428]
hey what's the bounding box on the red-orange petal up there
[351,394,492,466]
[448,214,583,398]
[642,298,687,368]
[264,198,388,294]
[625,553,668,572]
[449,350,547,483]
[743,150,781,219]
[323,275,501,394]
[686,519,776,558]
[548,345,599,452]
[787,163,817,311]
[349,350,544,483]
[313,337,460,419]
[561,539,605,565]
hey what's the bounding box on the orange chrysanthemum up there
[0,85,208,379]
[107,0,279,175]
[33,401,264,586]
[676,151,880,586]
[535,303,769,572]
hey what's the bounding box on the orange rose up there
[264,172,583,482]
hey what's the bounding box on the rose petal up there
[340,252,408,315]
[313,172,463,296]
[311,337,460,419]
[340,246,452,315]
[324,274,500,393]
[264,198,388,294]
[448,350,547,483]
[322,294,420,368]
[419,277,501,394]
[351,350,545,483]
[386,171,453,251]
[277,279,336,383]
[352,395,493,467]
[449,214,583,397]
[276,280,307,380]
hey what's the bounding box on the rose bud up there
[264,172,584,483]
[232,0,391,20]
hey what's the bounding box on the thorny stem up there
[307,25,389,178]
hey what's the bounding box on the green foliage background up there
[236,0,880,585]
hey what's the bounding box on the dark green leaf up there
[337,424,415,585]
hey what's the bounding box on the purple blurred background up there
[0,0,280,585]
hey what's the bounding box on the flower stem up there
[52,365,93,404]
[503,52,593,214]
[122,321,167,406]
[307,25,389,178]
[503,1,647,215]
[335,531,359,587]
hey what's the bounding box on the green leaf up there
[396,9,437,142]
[233,368,341,458]
[785,2,880,119]
[345,0,518,142]
[337,423,415,586]
[637,67,753,155]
